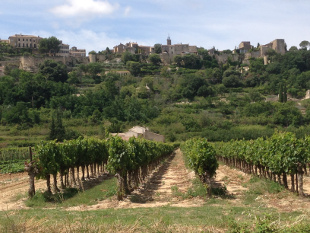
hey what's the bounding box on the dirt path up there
[0,172,47,211]
[69,149,205,210]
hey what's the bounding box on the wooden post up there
[27,146,36,198]
[297,164,304,197]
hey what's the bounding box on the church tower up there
[167,36,171,46]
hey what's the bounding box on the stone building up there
[113,42,153,55]
[0,39,9,44]
[56,43,70,57]
[162,37,197,57]
[160,36,198,63]
[239,41,252,53]
[69,46,86,57]
[235,39,286,65]
[260,39,286,55]
[113,43,127,54]
[138,45,154,55]
[8,34,42,49]
[112,126,165,142]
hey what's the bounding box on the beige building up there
[161,36,198,63]
[162,37,197,56]
[56,43,70,57]
[112,126,165,142]
[138,45,154,55]
[239,41,252,53]
[0,39,9,44]
[113,42,153,55]
[69,46,86,57]
[8,34,42,49]
[260,39,286,55]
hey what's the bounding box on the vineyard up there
[26,136,174,200]
[215,132,310,196]
[0,147,30,174]
[2,133,310,231]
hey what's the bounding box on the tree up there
[39,60,68,82]
[222,75,243,88]
[289,46,298,52]
[48,110,66,141]
[122,51,139,64]
[148,54,161,66]
[174,54,202,69]
[126,61,141,76]
[39,36,61,56]
[249,58,265,73]
[299,40,310,50]
[86,63,104,83]
[279,83,284,103]
[154,44,162,54]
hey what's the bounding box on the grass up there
[0,174,310,232]
[242,176,284,206]
[25,176,117,208]
[1,149,310,232]
[1,203,310,232]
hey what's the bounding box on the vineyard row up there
[26,136,174,199]
[215,132,310,196]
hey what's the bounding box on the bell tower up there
[167,35,171,46]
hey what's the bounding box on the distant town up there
[0,33,287,76]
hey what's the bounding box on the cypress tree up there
[279,83,284,103]
[283,83,287,103]
[49,115,56,140]
[55,111,66,142]
[48,110,66,141]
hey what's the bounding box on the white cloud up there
[124,6,131,16]
[52,30,125,53]
[50,0,119,18]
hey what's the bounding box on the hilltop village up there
[0,33,286,76]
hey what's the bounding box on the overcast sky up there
[1,0,309,53]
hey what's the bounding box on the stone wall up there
[160,52,173,65]
[19,55,89,73]
[215,54,239,64]
[0,58,21,76]
[89,54,107,63]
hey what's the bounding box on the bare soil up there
[1,149,310,213]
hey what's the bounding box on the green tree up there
[148,54,161,66]
[154,44,162,54]
[273,103,303,126]
[126,61,141,76]
[49,110,66,141]
[122,51,139,64]
[299,40,310,50]
[279,83,284,103]
[39,60,68,82]
[289,46,298,52]
[86,63,104,83]
[174,54,202,69]
[39,36,61,55]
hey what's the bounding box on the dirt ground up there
[1,149,310,213]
